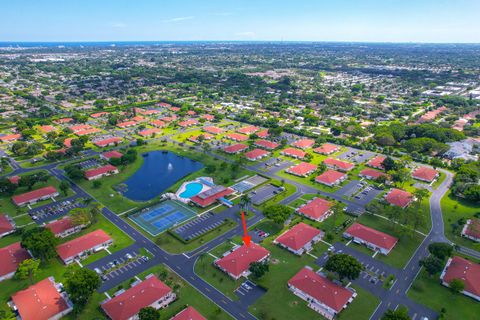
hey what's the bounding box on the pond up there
[120,151,204,201]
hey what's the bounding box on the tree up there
[262,204,293,224]
[381,307,411,320]
[64,164,84,180]
[138,307,160,320]
[413,188,429,204]
[21,228,58,262]
[249,261,269,279]
[59,180,70,196]
[428,242,453,260]
[69,207,91,227]
[382,157,397,171]
[449,278,465,294]
[419,256,443,276]
[324,254,364,281]
[64,266,101,311]
[239,194,252,213]
[92,180,102,189]
[15,259,40,284]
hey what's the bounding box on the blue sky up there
[1,0,480,42]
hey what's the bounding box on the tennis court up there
[129,200,197,236]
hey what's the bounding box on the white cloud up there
[163,16,194,23]
[111,22,127,29]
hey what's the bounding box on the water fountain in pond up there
[167,162,173,171]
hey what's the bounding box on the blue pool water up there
[121,151,204,201]
[179,182,203,198]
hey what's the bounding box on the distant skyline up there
[2,0,480,43]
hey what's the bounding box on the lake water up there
[121,151,204,201]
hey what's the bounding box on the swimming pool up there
[179,182,203,198]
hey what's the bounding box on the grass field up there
[441,190,480,251]
[407,269,480,320]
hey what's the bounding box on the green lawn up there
[407,269,480,320]
[441,190,480,251]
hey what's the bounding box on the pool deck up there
[175,177,213,203]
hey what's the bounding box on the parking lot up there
[235,280,266,306]
[31,196,86,224]
[249,184,284,205]
[172,211,227,241]
[337,180,364,197]
[337,147,375,164]
[77,158,100,169]
[90,250,151,282]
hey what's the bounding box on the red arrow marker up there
[241,211,251,247]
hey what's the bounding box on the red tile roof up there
[315,170,346,185]
[281,147,306,159]
[216,243,270,278]
[39,125,56,133]
[255,139,279,150]
[160,116,177,122]
[94,137,122,147]
[463,219,480,240]
[297,198,333,220]
[314,143,339,154]
[151,120,166,127]
[0,214,14,235]
[11,277,70,320]
[442,256,480,298]
[245,148,270,160]
[367,156,386,169]
[178,119,198,127]
[56,229,112,262]
[45,217,76,236]
[190,187,234,207]
[0,133,21,142]
[385,188,413,208]
[256,129,269,138]
[224,143,248,154]
[324,158,354,171]
[117,121,137,128]
[170,306,206,320]
[275,223,322,251]
[76,128,101,136]
[203,126,224,134]
[345,223,398,252]
[187,110,196,116]
[158,102,171,108]
[69,124,92,133]
[12,186,58,206]
[53,117,73,124]
[90,112,109,118]
[202,114,215,121]
[238,125,259,135]
[188,133,213,143]
[102,275,173,320]
[360,169,386,180]
[288,268,354,313]
[8,175,20,184]
[225,133,248,142]
[140,109,160,115]
[292,139,315,149]
[102,150,123,159]
[84,164,118,179]
[286,162,317,176]
[412,166,438,182]
[138,128,162,137]
[0,242,30,278]
[63,137,73,148]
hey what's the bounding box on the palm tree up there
[239,194,252,214]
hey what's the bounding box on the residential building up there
[0,242,31,282]
[313,143,339,155]
[412,166,439,183]
[323,158,354,172]
[461,219,480,242]
[280,147,306,159]
[56,229,113,264]
[288,267,356,320]
[9,277,73,320]
[296,197,333,222]
[0,214,15,237]
[12,186,59,207]
[343,223,398,255]
[215,243,270,280]
[170,306,206,320]
[245,148,270,161]
[440,256,480,301]
[223,143,248,154]
[292,139,315,149]
[315,170,347,187]
[367,156,386,170]
[285,162,317,177]
[254,139,279,150]
[274,222,323,255]
[101,275,176,320]
[84,164,119,180]
[385,188,413,208]
[45,217,84,238]
[101,150,123,161]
